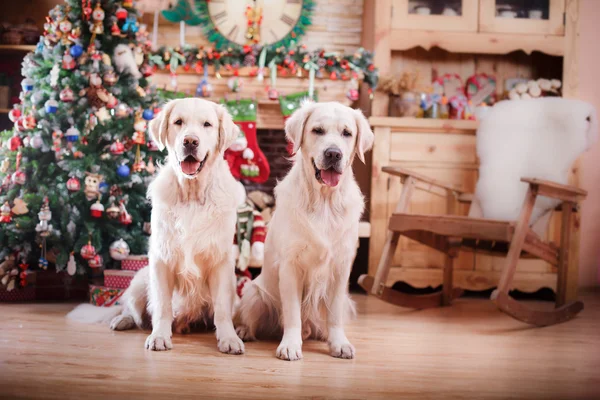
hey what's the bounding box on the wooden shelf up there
[0,108,10,114]
[389,30,564,56]
[0,44,36,52]
[369,117,479,134]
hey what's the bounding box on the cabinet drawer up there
[390,132,477,164]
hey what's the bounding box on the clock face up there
[207,0,304,47]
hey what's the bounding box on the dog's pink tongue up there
[321,168,342,187]
[181,159,200,175]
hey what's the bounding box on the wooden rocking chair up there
[359,167,586,326]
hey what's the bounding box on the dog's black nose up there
[324,147,342,162]
[183,135,199,149]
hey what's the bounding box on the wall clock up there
[163,0,314,50]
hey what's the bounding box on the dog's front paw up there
[329,339,355,359]
[235,325,255,342]
[276,339,303,361]
[218,335,245,355]
[145,333,173,351]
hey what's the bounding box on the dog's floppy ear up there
[353,108,374,163]
[285,100,317,155]
[149,100,177,151]
[216,104,238,153]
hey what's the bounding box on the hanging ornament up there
[267,61,279,100]
[65,126,80,142]
[110,140,125,155]
[84,172,103,201]
[109,239,130,260]
[8,106,21,123]
[14,118,27,133]
[45,98,59,114]
[99,181,109,194]
[88,254,102,269]
[117,163,130,178]
[111,21,123,37]
[0,202,12,223]
[0,158,9,173]
[132,145,146,172]
[30,134,43,149]
[11,198,28,215]
[62,50,76,70]
[58,18,72,35]
[142,109,154,121]
[95,107,111,123]
[35,197,53,237]
[90,2,105,37]
[90,199,104,218]
[106,202,120,219]
[67,176,81,192]
[2,175,11,188]
[67,252,76,276]
[82,0,92,21]
[60,87,75,103]
[122,15,139,34]
[119,201,133,225]
[80,238,96,260]
[38,257,48,270]
[21,78,34,92]
[116,7,128,20]
[70,44,84,58]
[195,64,213,98]
[52,129,63,156]
[115,103,130,118]
[11,152,25,185]
[103,69,118,86]
[132,113,147,145]
[23,114,37,130]
[8,132,22,151]
[50,64,60,88]
[68,27,82,44]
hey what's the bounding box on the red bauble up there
[88,254,102,268]
[11,170,26,185]
[90,200,104,218]
[8,134,22,151]
[67,177,81,191]
[110,140,125,155]
[60,87,74,103]
[14,118,27,133]
[80,242,96,260]
[8,107,21,123]
[115,7,128,20]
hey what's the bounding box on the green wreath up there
[162,0,315,51]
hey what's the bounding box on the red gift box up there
[89,284,124,307]
[121,255,148,271]
[104,270,136,289]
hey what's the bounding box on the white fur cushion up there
[475,98,598,224]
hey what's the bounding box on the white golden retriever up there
[234,101,374,360]
[109,98,244,354]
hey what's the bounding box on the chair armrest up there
[382,166,465,194]
[521,178,587,203]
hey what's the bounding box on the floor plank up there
[1,292,599,400]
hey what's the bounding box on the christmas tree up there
[0,0,162,289]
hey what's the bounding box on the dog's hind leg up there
[110,267,149,331]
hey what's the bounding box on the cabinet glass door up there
[479,0,565,35]
[392,0,478,32]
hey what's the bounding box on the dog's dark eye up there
[203,121,212,127]
[586,115,591,122]
[342,129,352,137]
[174,119,183,126]
[312,127,325,135]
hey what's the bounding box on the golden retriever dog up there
[234,101,374,361]
[107,98,244,354]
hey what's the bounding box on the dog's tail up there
[67,304,123,325]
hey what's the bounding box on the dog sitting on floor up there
[234,101,374,360]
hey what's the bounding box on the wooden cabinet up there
[391,0,479,32]
[479,0,566,36]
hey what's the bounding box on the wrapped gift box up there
[121,255,148,271]
[89,284,124,307]
[104,270,136,289]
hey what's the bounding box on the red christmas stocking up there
[279,91,317,155]
[223,99,270,183]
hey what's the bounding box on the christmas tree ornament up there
[80,239,96,260]
[2,175,11,188]
[88,254,102,268]
[82,0,92,20]
[109,238,130,260]
[132,113,147,145]
[113,44,142,79]
[62,50,76,70]
[122,15,139,34]
[68,27,82,44]
[8,106,21,123]
[60,86,74,103]
[90,2,105,37]
[8,132,23,151]
[95,107,111,123]
[142,108,154,120]
[50,64,60,87]
[110,139,125,155]
[0,158,9,173]
[0,202,12,223]
[70,44,84,58]
[103,69,118,86]
[51,129,63,156]
[90,199,104,218]
[195,65,213,98]
[267,61,278,100]
[115,103,130,118]
[35,197,53,237]
[14,118,26,133]
[38,257,48,270]
[21,78,34,92]
[23,114,37,130]
[11,152,26,185]
[65,126,80,142]
[30,134,43,149]
[111,21,123,37]
[45,98,59,114]
[11,198,29,215]
[116,7,128,20]
[89,72,102,87]
[119,201,132,225]
[117,163,130,177]
[67,176,81,192]
[58,18,72,35]
[67,252,76,275]
[106,202,119,219]
[98,181,109,194]
[84,172,103,200]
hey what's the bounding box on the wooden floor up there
[1,292,599,400]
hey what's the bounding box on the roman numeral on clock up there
[213,11,227,23]
[227,25,239,40]
[280,14,295,26]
